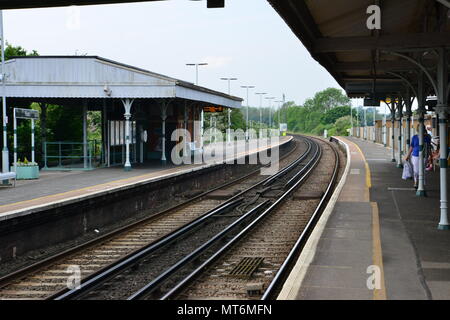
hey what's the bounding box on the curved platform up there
[279,136,450,300]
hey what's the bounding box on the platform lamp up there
[187,62,208,150]
[1,10,9,181]
[265,97,276,134]
[221,77,238,143]
[255,92,267,136]
[241,85,255,141]
[275,100,283,129]
[186,62,208,86]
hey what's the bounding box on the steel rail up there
[127,200,271,300]
[51,198,243,300]
[0,139,299,291]
[50,137,310,300]
[159,137,322,300]
[261,138,340,300]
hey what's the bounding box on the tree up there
[322,106,351,125]
[4,42,39,60]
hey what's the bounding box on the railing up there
[43,141,102,171]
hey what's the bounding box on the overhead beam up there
[314,33,450,53]
[334,60,419,72]
[0,0,162,9]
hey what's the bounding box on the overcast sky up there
[5,0,345,108]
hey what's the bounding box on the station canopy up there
[267,0,450,99]
[1,56,242,108]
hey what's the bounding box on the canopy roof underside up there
[268,0,450,99]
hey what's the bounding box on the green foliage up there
[321,106,351,125]
[279,88,353,136]
[4,42,39,60]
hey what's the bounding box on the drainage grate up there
[229,257,264,278]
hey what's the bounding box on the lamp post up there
[187,63,208,149]
[221,77,238,143]
[255,92,267,136]
[186,62,208,85]
[275,100,283,129]
[1,10,8,176]
[265,97,275,134]
[241,85,255,141]
[350,105,353,137]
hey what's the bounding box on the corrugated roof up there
[3,56,242,108]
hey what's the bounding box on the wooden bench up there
[0,172,16,187]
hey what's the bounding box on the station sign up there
[14,108,39,120]
[203,106,224,113]
[363,98,380,107]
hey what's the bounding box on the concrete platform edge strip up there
[0,137,293,222]
[276,137,351,300]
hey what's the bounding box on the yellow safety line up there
[371,201,387,300]
[0,140,288,211]
[350,139,386,300]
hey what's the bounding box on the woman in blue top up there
[406,124,431,188]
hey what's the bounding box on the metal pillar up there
[184,102,189,158]
[373,107,376,142]
[417,72,427,197]
[82,100,88,169]
[227,108,231,143]
[13,108,16,173]
[383,103,387,147]
[200,108,204,150]
[350,106,353,136]
[391,101,396,162]
[1,10,8,177]
[160,101,168,164]
[364,107,367,139]
[31,118,35,163]
[436,48,449,230]
[357,107,360,138]
[122,99,133,171]
[405,94,412,152]
[396,101,403,168]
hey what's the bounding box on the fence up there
[351,117,434,154]
[43,140,102,171]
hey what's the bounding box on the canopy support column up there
[390,101,396,162]
[82,99,88,169]
[396,100,403,168]
[160,101,168,164]
[122,98,134,171]
[436,48,449,230]
[417,73,427,197]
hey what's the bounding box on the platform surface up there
[280,136,450,300]
[0,137,291,220]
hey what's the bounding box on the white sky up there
[4,0,342,108]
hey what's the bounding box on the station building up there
[1,56,242,170]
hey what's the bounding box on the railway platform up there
[0,137,292,221]
[279,136,450,300]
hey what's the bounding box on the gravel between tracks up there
[175,138,339,300]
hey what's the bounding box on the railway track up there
[0,136,306,300]
[168,138,340,300]
[47,136,327,300]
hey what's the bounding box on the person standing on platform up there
[406,124,431,189]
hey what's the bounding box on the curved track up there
[0,136,305,300]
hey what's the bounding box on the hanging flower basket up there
[11,158,40,180]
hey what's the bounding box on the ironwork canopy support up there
[435,48,449,230]
[396,98,404,168]
[121,98,134,171]
[417,72,427,197]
